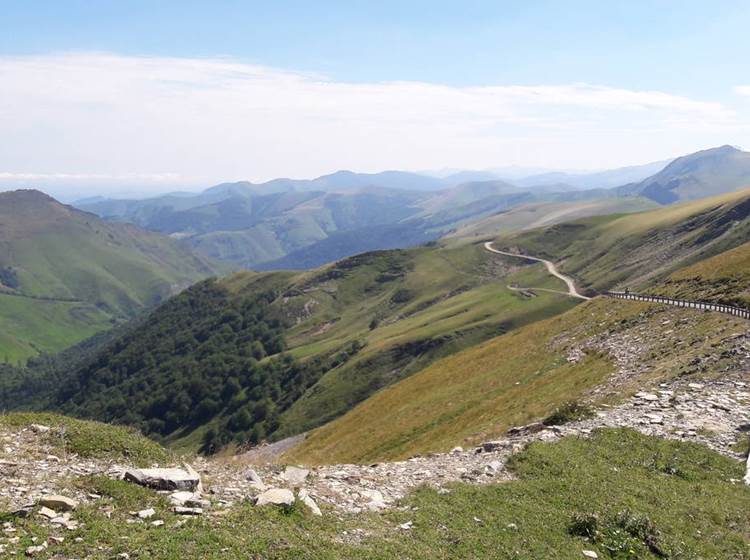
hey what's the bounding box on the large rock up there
[245,468,266,492]
[124,467,200,491]
[255,488,295,507]
[39,495,78,511]
[298,489,322,516]
[282,466,309,487]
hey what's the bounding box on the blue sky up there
[1,1,749,196]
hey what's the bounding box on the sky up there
[1,0,750,199]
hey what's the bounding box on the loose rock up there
[255,488,295,507]
[39,495,78,511]
[124,467,200,491]
[282,466,310,487]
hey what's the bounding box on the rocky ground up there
[2,373,749,527]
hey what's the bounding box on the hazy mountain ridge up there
[618,145,750,204]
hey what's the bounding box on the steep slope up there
[0,190,225,361]
[289,289,749,464]
[618,145,750,204]
[491,188,750,293]
[651,239,750,306]
[31,242,577,451]
[443,197,658,243]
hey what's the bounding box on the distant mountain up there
[78,150,747,270]
[513,159,671,190]
[0,190,226,362]
[77,173,626,269]
[618,145,750,204]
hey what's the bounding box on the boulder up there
[282,466,309,487]
[255,488,295,507]
[168,491,205,508]
[38,506,57,519]
[360,489,386,510]
[297,489,322,516]
[39,495,78,511]
[245,468,266,491]
[124,467,200,491]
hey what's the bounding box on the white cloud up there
[0,52,744,193]
[735,86,750,97]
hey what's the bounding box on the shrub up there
[543,400,594,426]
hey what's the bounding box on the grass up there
[2,429,749,559]
[493,188,750,293]
[445,197,658,245]
[0,293,113,363]
[288,297,748,464]
[0,191,224,362]
[652,240,750,307]
[0,412,171,465]
[165,243,578,450]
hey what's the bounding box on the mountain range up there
[73,146,750,271]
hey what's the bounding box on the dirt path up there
[484,241,590,300]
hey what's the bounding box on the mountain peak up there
[0,188,59,204]
[621,145,750,204]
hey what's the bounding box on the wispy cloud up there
[735,86,750,97]
[0,52,742,192]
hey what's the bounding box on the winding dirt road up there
[484,241,590,300]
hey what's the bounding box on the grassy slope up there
[169,243,577,450]
[652,239,750,306]
[0,191,225,361]
[272,244,576,439]
[492,188,750,293]
[444,197,658,245]
[289,297,745,464]
[3,428,749,559]
[0,412,170,465]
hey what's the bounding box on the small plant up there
[569,512,600,539]
[569,510,666,559]
[542,400,594,426]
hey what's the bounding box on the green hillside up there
[0,190,226,362]
[287,191,750,463]
[651,239,750,306]
[443,197,657,244]
[491,188,750,293]
[287,297,744,464]
[35,241,577,452]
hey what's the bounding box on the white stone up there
[29,424,50,434]
[282,466,310,487]
[137,508,155,519]
[38,507,57,519]
[39,495,78,511]
[582,551,598,559]
[298,489,322,516]
[255,488,295,507]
